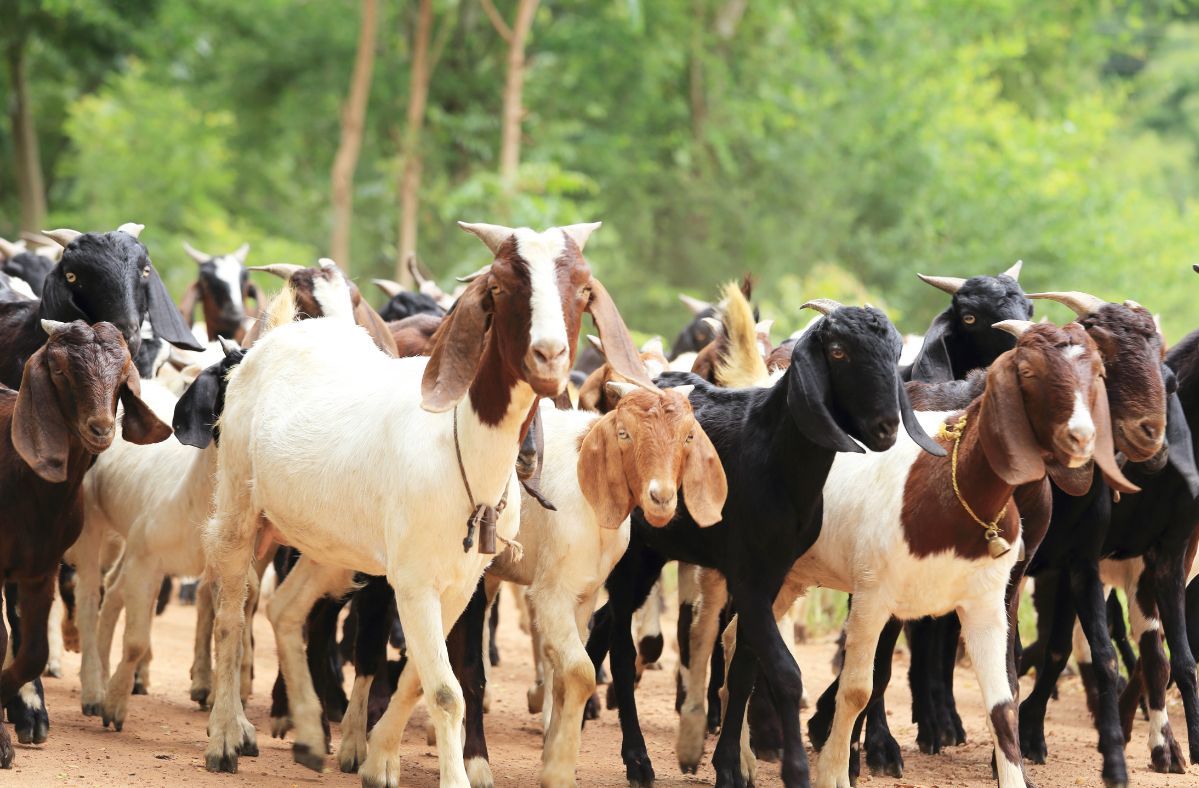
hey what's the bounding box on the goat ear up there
[586,279,657,391]
[146,265,204,351]
[354,300,399,357]
[39,269,89,323]
[786,327,863,454]
[118,366,172,445]
[907,310,955,383]
[422,274,493,412]
[1090,376,1139,493]
[682,423,727,527]
[578,415,633,530]
[12,348,71,482]
[172,366,223,449]
[576,368,607,413]
[978,352,1045,485]
[1165,389,1199,498]
[897,376,946,457]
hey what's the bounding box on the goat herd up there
[1,221,1198,788]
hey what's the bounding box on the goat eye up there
[685,432,694,444]
[490,284,502,296]
[142,267,151,278]
[962,314,976,325]
[617,427,630,440]
[65,272,77,284]
[579,285,592,300]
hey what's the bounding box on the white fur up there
[1067,390,1095,451]
[204,315,534,786]
[18,680,42,712]
[213,256,244,311]
[515,228,569,354]
[310,271,354,322]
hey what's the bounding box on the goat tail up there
[714,281,768,388]
[261,282,299,334]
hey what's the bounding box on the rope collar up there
[453,402,521,559]
[938,414,1016,560]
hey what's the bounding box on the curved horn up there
[1123,299,1144,311]
[640,336,665,356]
[586,334,605,356]
[1000,259,1023,281]
[0,237,23,259]
[249,264,306,280]
[40,319,72,337]
[756,319,774,337]
[916,273,967,296]
[230,243,250,264]
[318,258,340,270]
[406,254,430,286]
[456,264,491,283]
[42,229,83,248]
[458,221,514,255]
[372,278,405,298]
[800,298,845,316]
[1027,291,1106,318]
[604,381,639,403]
[701,316,724,335]
[679,293,712,316]
[117,222,145,239]
[992,319,1036,339]
[217,336,240,357]
[561,222,601,252]
[182,241,211,264]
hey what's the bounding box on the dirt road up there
[8,586,1198,786]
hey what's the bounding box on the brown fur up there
[577,387,726,530]
[0,322,170,762]
[389,313,443,357]
[713,281,769,388]
[577,348,669,413]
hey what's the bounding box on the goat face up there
[579,383,727,530]
[13,320,171,481]
[789,305,943,456]
[193,245,253,334]
[40,228,202,354]
[1077,303,1166,464]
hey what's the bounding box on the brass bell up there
[986,530,1013,559]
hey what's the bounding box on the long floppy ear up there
[907,310,956,383]
[146,265,204,351]
[576,368,607,413]
[12,347,71,482]
[897,377,946,456]
[118,366,172,445]
[172,366,223,448]
[1165,389,1199,498]
[178,282,200,326]
[682,423,727,526]
[421,274,493,412]
[978,351,1046,485]
[578,415,633,530]
[586,279,657,391]
[786,326,864,453]
[354,300,400,357]
[1090,376,1139,493]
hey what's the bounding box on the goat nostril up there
[87,419,113,439]
[650,489,674,506]
[1140,422,1159,441]
[532,341,567,367]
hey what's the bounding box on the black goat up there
[371,278,446,323]
[0,237,54,297]
[585,302,943,787]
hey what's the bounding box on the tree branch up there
[480,0,513,43]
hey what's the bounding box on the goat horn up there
[117,222,145,239]
[0,237,23,259]
[916,273,967,295]
[604,381,639,402]
[1000,259,1023,281]
[230,243,250,264]
[640,336,665,355]
[587,334,605,356]
[182,242,211,264]
[456,264,491,283]
[318,258,340,271]
[217,336,240,357]
[756,319,774,337]
[671,383,695,398]
[1027,291,1106,317]
[249,264,306,280]
[992,319,1036,338]
[702,316,723,334]
[42,229,83,248]
[406,254,430,286]
[458,221,514,255]
[40,319,72,337]
[1123,299,1144,311]
[800,299,844,316]
[679,293,712,316]
[561,222,602,252]
[372,278,405,298]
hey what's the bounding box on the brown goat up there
[577,337,668,412]
[0,320,170,768]
[389,312,444,357]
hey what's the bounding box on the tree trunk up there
[498,0,539,193]
[6,39,47,234]
[395,0,435,283]
[329,0,380,274]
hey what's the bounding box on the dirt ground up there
[8,585,1199,787]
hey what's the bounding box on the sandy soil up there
[7,585,1199,787]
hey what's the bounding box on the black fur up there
[1,252,53,297]
[378,291,444,323]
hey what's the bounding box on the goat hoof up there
[293,743,324,771]
[623,751,655,787]
[44,664,62,679]
[0,737,12,768]
[606,683,619,710]
[81,702,101,717]
[205,752,238,773]
[270,715,292,738]
[865,738,903,778]
[132,681,147,696]
[190,687,210,708]
[583,693,600,721]
[1020,728,1048,765]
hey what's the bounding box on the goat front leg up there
[813,590,889,788]
[449,578,493,788]
[71,521,107,716]
[2,577,54,748]
[536,588,597,788]
[101,558,163,731]
[1070,560,1128,787]
[1019,569,1074,763]
[0,585,10,769]
[265,555,353,771]
[958,597,1027,788]
[678,567,727,774]
[190,578,214,708]
[1147,545,1199,767]
[338,575,395,774]
[1125,569,1187,773]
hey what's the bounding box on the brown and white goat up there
[0,320,170,768]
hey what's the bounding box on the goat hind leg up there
[190,578,214,708]
[958,598,1027,788]
[101,560,162,731]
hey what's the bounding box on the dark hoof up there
[0,736,12,768]
[638,634,664,665]
[606,683,619,710]
[82,702,101,717]
[293,743,324,771]
[132,681,147,696]
[583,693,601,721]
[713,763,746,788]
[1150,735,1187,774]
[707,706,721,735]
[241,738,259,758]
[206,752,238,773]
[623,750,655,787]
[191,688,210,708]
[1020,730,1048,764]
[865,733,904,778]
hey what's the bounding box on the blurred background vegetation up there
[4,0,1199,341]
